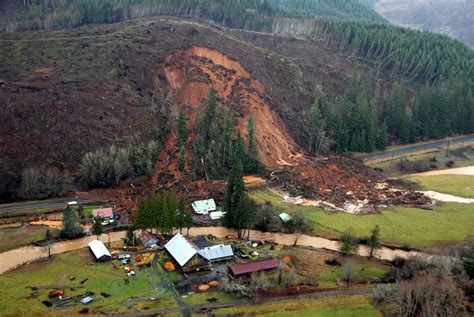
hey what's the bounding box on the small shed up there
[139,231,158,247]
[164,233,211,273]
[209,211,225,220]
[279,213,292,223]
[229,258,279,277]
[198,244,234,262]
[191,199,216,215]
[88,240,112,262]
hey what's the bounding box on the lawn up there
[0,249,176,315]
[281,247,387,288]
[251,191,474,248]
[405,175,474,198]
[182,291,233,305]
[0,224,58,252]
[203,295,381,316]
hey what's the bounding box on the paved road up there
[363,134,474,162]
[0,198,93,214]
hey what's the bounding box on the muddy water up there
[415,166,474,176]
[0,227,420,275]
[186,227,420,261]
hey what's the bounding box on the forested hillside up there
[0,1,473,198]
[273,0,386,24]
[274,18,474,83]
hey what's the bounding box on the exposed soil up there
[158,46,306,168]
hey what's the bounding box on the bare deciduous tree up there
[386,270,466,317]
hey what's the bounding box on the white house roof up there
[164,233,197,267]
[88,240,111,260]
[198,244,234,261]
[279,212,292,223]
[192,199,216,214]
[209,211,225,220]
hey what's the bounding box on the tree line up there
[273,17,474,83]
[183,89,262,180]
[307,72,473,153]
[134,191,193,235]
[4,0,472,86]
[273,0,386,24]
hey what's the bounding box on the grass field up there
[405,175,474,198]
[201,295,381,316]
[251,191,474,248]
[182,291,233,305]
[0,249,176,315]
[0,224,58,252]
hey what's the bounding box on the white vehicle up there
[68,201,78,206]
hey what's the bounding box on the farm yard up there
[0,231,390,316]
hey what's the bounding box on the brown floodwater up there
[0,227,421,275]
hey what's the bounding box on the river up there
[0,227,421,275]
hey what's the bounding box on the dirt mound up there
[271,155,430,211]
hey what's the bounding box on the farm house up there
[164,233,211,273]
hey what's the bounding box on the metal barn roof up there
[88,240,112,260]
[139,231,158,246]
[164,233,197,267]
[191,199,216,214]
[198,244,234,261]
[230,258,279,276]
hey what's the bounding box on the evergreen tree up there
[92,218,103,240]
[368,225,381,258]
[387,82,410,143]
[376,120,388,150]
[135,196,152,232]
[126,225,136,246]
[45,228,52,259]
[338,227,359,256]
[177,104,188,148]
[223,142,246,236]
[61,206,82,239]
[307,96,323,154]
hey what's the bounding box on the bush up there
[391,256,406,268]
[446,160,455,167]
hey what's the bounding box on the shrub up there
[391,256,406,268]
